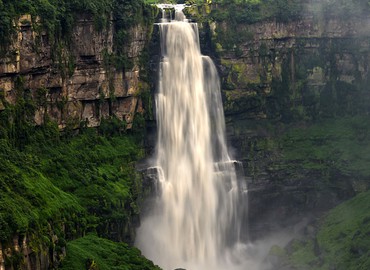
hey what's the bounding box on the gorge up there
[0,0,370,269]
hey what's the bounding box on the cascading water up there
[136,5,249,270]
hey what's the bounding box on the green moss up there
[280,116,370,178]
[286,190,370,269]
[221,60,261,91]
[224,89,263,115]
[316,190,370,267]
[0,0,108,53]
[0,100,146,243]
[60,234,161,270]
[289,240,317,267]
[269,245,286,257]
[0,138,84,243]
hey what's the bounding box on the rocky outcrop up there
[216,16,370,119]
[203,9,370,239]
[0,228,68,270]
[0,14,150,129]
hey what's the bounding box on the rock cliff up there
[0,9,154,270]
[0,14,151,130]
[206,7,370,239]
[143,2,370,241]
[1,1,369,267]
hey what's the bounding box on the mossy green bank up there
[279,189,370,269]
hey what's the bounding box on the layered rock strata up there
[0,14,149,129]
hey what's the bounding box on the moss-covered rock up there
[60,234,161,270]
[281,189,370,269]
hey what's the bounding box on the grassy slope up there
[0,138,83,239]
[60,234,161,270]
[30,128,145,234]
[0,126,142,237]
[281,117,370,269]
[286,189,370,269]
[0,122,161,269]
[244,116,370,268]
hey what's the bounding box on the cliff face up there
[218,16,370,119]
[208,12,370,238]
[0,14,150,130]
[0,11,153,270]
[143,4,370,240]
[1,2,369,268]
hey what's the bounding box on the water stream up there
[135,5,249,270]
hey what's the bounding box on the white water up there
[136,6,249,270]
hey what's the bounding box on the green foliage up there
[287,240,317,267]
[0,76,36,149]
[208,0,302,24]
[315,190,370,269]
[0,0,106,53]
[264,37,370,122]
[201,0,302,56]
[60,234,161,270]
[199,0,370,54]
[99,116,127,136]
[143,0,159,3]
[0,108,145,243]
[280,116,370,178]
[207,0,370,22]
[0,0,155,57]
[112,0,157,71]
[0,130,84,241]
[286,190,370,269]
[30,128,145,238]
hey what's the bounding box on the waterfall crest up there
[136,6,248,270]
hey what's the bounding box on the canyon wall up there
[0,10,154,270]
[1,1,370,267]
[143,2,370,240]
[203,6,370,238]
[0,14,150,130]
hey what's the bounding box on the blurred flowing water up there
[135,5,249,270]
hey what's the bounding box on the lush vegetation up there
[278,189,370,269]
[0,0,106,52]
[0,0,158,267]
[232,115,370,194]
[207,0,302,24]
[182,0,370,57]
[0,0,155,56]
[0,132,84,241]
[0,117,146,236]
[0,80,153,267]
[60,234,161,270]
[1,0,369,269]
[203,0,370,21]
[279,116,370,178]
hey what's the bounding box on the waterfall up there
[136,5,248,270]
